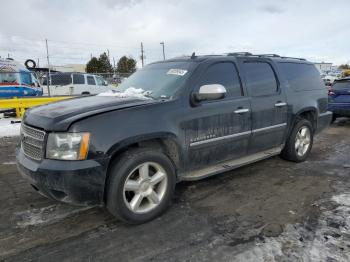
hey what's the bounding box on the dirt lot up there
[1,119,350,261]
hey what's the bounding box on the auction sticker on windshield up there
[167,69,188,76]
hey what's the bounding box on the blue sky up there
[0,0,349,67]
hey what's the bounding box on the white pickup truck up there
[43,73,114,95]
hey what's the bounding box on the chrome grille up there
[21,124,46,161]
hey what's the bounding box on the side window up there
[243,62,278,97]
[73,74,85,84]
[200,62,242,98]
[95,76,104,86]
[278,63,324,91]
[87,76,96,85]
[20,71,32,85]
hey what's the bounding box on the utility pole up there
[107,49,110,61]
[140,42,145,67]
[37,58,40,67]
[113,57,116,76]
[45,39,51,96]
[160,42,165,60]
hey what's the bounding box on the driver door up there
[184,61,252,170]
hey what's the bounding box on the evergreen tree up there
[117,56,137,74]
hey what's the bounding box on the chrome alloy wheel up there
[123,162,168,214]
[295,126,311,157]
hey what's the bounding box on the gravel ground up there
[0,119,349,261]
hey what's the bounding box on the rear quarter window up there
[333,81,350,91]
[278,63,324,92]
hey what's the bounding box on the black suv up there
[16,53,332,224]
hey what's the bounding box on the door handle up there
[234,108,250,114]
[275,102,287,107]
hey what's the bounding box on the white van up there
[43,73,113,96]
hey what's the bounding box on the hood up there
[24,95,157,131]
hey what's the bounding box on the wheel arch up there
[292,107,318,132]
[103,133,183,202]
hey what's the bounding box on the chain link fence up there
[0,71,132,98]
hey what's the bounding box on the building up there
[51,64,86,73]
[313,62,333,73]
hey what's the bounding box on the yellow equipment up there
[0,96,71,118]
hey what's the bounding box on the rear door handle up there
[275,102,287,107]
[234,108,250,114]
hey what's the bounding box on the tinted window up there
[333,81,350,91]
[50,74,72,86]
[278,63,324,91]
[244,62,278,97]
[87,76,96,85]
[200,62,242,98]
[73,74,85,84]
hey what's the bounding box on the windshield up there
[333,81,350,91]
[113,61,195,99]
[0,72,18,84]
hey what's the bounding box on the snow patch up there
[15,204,91,228]
[0,118,21,137]
[98,87,151,99]
[230,193,350,261]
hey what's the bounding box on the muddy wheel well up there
[298,110,317,131]
[104,138,180,202]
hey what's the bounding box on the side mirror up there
[194,84,227,102]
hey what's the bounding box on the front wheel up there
[106,148,176,224]
[281,119,314,162]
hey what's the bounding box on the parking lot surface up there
[1,120,349,261]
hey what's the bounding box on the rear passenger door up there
[241,60,288,153]
[186,61,252,169]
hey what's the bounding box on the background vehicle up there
[328,77,350,121]
[0,58,42,98]
[322,75,337,86]
[16,53,332,224]
[43,72,113,95]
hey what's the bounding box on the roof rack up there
[256,54,281,58]
[227,52,253,56]
[226,52,306,61]
[280,56,306,61]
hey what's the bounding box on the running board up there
[180,146,283,181]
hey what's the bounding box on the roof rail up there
[280,56,306,61]
[256,54,280,58]
[227,52,253,56]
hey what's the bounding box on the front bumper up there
[16,147,108,206]
[316,111,333,134]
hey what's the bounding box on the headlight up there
[46,132,90,160]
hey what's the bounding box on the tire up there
[106,148,176,224]
[331,114,337,123]
[281,118,314,162]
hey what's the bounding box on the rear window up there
[278,63,324,91]
[51,74,72,86]
[333,81,350,91]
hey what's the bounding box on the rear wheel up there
[106,148,176,224]
[281,119,313,162]
[331,114,337,123]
